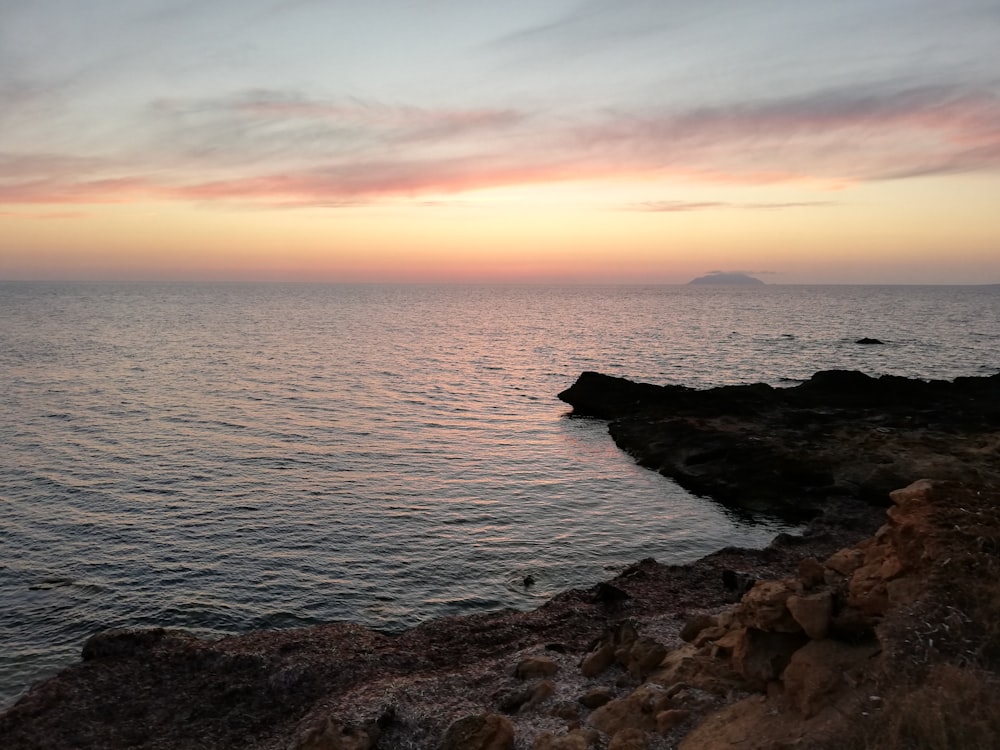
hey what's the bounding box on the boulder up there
[441,714,515,750]
[580,644,616,678]
[786,591,833,640]
[497,680,555,714]
[607,728,650,750]
[656,708,691,733]
[782,640,878,718]
[730,628,807,689]
[578,688,614,709]
[679,613,717,643]
[738,580,802,633]
[620,636,668,679]
[824,548,865,577]
[515,657,559,679]
[587,686,671,736]
[796,557,827,589]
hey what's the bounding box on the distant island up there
[688,271,765,286]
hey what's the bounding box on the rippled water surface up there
[2,282,998,707]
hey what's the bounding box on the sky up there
[1,0,998,284]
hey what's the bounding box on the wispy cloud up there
[2,81,998,210]
[629,200,840,212]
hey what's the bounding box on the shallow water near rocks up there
[2,282,998,707]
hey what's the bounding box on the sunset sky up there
[1,0,998,283]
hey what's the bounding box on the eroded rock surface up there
[4,369,999,750]
[558,370,1000,516]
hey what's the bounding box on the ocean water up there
[1,282,998,708]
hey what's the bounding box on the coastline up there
[3,370,999,749]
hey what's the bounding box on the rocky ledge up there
[558,369,1000,516]
[2,372,999,750]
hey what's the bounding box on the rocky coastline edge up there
[2,370,999,750]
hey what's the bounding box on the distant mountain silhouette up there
[688,272,765,286]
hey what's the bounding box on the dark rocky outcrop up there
[558,370,1000,517]
[4,370,999,749]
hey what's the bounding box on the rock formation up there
[3,371,999,749]
[558,370,1000,516]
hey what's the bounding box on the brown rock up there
[526,680,556,710]
[441,713,515,750]
[796,557,826,589]
[824,548,865,577]
[608,728,650,750]
[679,613,716,643]
[622,636,668,679]
[738,580,802,632]
[651,643,743,695]
[656,708,691,733]
[786,590,833,640]
[781,640,878,718]
[516,656,559,679]
[731,628,807,689]
[848,562,889,616]
[549,701,581,723]
[588,686,669,736]
[532,728,597,750]
[580,643,616,678]
[295,716,375,750]
[578,688,614,709]
[501,680,556,713]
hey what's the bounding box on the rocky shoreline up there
[2,371,998,750]
[558,369,1000,515]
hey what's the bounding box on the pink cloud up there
[2,85,998,210]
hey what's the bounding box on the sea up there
[1,282,998,708]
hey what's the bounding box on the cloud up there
[629,200,839,212]
[2,81,998,210]
[576,83,1000,182]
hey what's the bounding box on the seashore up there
[2,370,999,749]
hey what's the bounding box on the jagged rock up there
[515,657,559,679]
[848,554,890,616]
[441,713,515,750]
[824,547,865,577]
[786,591,833,640]
[652,643,743,695]
[588,685,671,736]
[607,727,650,750]
[782,640,879,718]
[738,580,802,633]
[559,370,1000,516]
